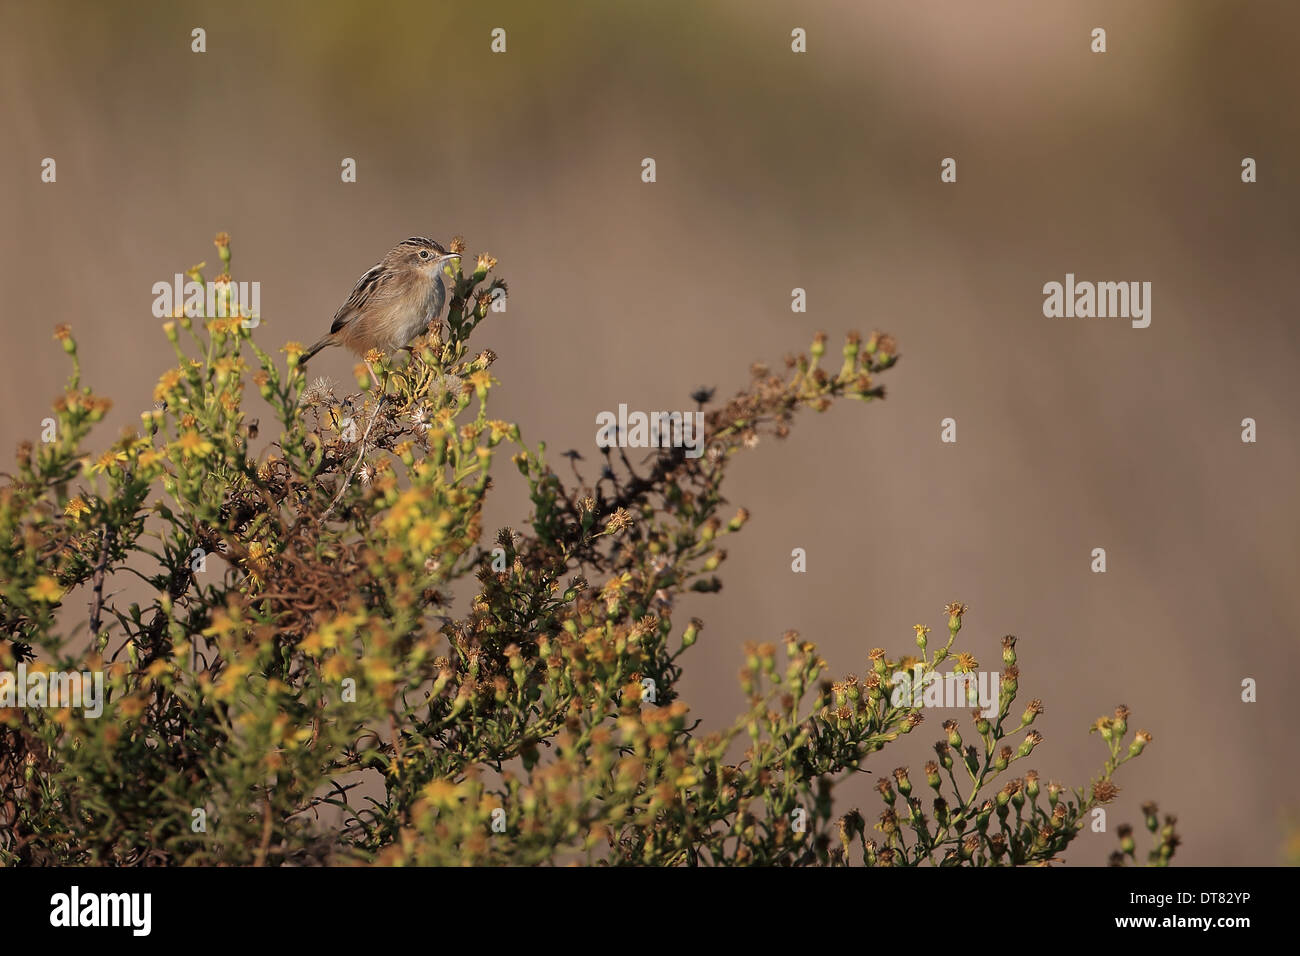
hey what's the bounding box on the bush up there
[0,235,1175,866]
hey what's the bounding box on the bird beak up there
[440,252,461,263]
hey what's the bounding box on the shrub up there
[0,235,1173,866]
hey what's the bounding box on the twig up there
[254,797,273,867]
[88,523,114,639]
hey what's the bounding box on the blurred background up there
[3,0,1298,865]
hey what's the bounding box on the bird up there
[301,237,460,366]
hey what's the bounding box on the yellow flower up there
[364,659,397,684]
[382,487,426,531]
[63,497,91,520]
[408,517,442,554]
[174,429,215,459]
[300,631,325,656]
[206,316,242,336]
[322,655,349,681]
[201,609,239,638]
[215,663,249,699]
[153,368,183,403]
[244,540,272,584]
[601,572,633,602]
[422,779,464,808]
[145,659,172,681]
[90,449,128,474]
[213,356,244,383]
[137,448,164,471]
[26,575,64,602]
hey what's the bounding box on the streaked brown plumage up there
[302,237,460,364]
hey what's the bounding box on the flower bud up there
[1128,729,1152,757]
[1016,730,1043,759]
[53,324,77,354]
[1113,704,1129,737]
[810,332,827,362]
[934,741,953,771]
[1001,634,1017,666]
[727,508,749,532]
[933,797,950,828]
[943,719,962,750]
[892,767,911,798]
[1000,665,1019,706]
[869,648,887,677]
[944,601,967,635]
[841,335,860,368]
[1117,824,1135,855]
[993,746,1012,772]
[913,624,929,651]
[1020,698,1043,728]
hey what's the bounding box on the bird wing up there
[329,263,403,334]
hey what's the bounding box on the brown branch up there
[88,523,115,639]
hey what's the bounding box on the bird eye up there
[418,249,431,260]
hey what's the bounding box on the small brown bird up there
[302,237,460,364]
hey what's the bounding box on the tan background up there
[3,0,1298,865]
